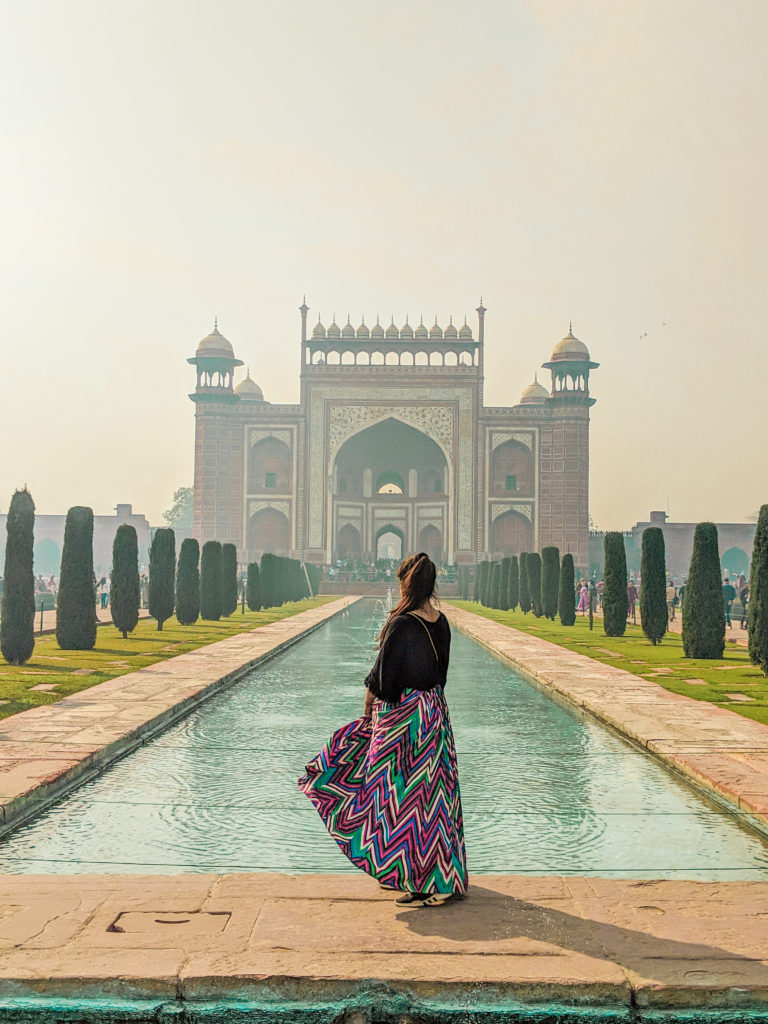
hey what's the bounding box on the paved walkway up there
[1,872,767,1015]
[32,605,151,635]
[445,604,768,836]
[0,597,356,834]
[592,604,750,648]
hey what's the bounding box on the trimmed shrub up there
[749,505,768,675]
[306,562,322,597]
[558,553,576,626]
[527,553,542,617]
[519,553,531,613]
[56,506,97,650]
[498,558,511,611]
[176,538,200,625]
[507,555,519,611]
[683,522,725,659]
[221,543,239,616]
[472,565,481,601]
[0,488,36,665]
[603,532,628,637]
[640,527,667,645]
[541,546,560,620]
[489,562,502,609]
[110,524,140,639]
[260,553,277,609]
[478,560,490,606]
[148,528,176,630]
[246,561,262,611]
[200,541,222,620]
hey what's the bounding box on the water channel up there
[1,599,767,877]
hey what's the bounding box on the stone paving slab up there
[0,598,357,836]
[445,604,768,837]
[2,872,768,1012]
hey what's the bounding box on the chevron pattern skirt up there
[298,686,468,895]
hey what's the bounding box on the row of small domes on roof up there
[312,316,474,341]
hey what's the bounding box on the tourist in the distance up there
[723,577,736,629]
[577,581,589,615]
[666,580,677,621]
[627,579,638,624]
[739,581,750,629]
[299,552,467,908]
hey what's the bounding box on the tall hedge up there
[176,538,200,625]
[558,553,575,625]
[472,565,481,601]
[260,553,277,609]
[640,527,667,645]
[748,505,768,675]
[477,560,490,606]
[519,552,531,613]
[148,527,176,630]
[221,543,239,617]
[0,488,36,665]
[507,555,519,611]
[56,506,97,650]
[200,540,222,620]
[527,552,542,617]
[682,522,725,659]
[603,532,628,637]
[246,561,262,611]
[541,546,560,620]
[498,557,511,611]
[110,524,140,639]
[306,562,322,597]
[489,562,501,609]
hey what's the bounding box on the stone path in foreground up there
[445,604,768,835]
[0,872,767,1014]
[0,597,356,834]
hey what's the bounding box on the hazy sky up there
[2,0,766,529]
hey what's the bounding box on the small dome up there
[429,319,443,339]
[551,325,590,361]
[400,319,414,339]
[341,317,355,339]
[385,319,400,340]
[414,318,428,339]
[327,318,341,339]
[371,318,385,339]
[444,317,458,339]
[520,377,550,405]
[197,324,234,359]
[356,318,370,339]
[312,318,326,340]
[235,373,264,401]
[458,319,473,339]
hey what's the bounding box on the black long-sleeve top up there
[364,612,451,705]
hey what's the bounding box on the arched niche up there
[415,351,428,365]
[249,437,291,494]
[337,523,361,559]
[419,467,444,496]
[419,524,442,563]
[248,507,289,559]
[385,351,399,365]
[492,510,533,556]
[376,469,406,494]
[444,351,458,366]
[400,351,414,366]
[341,350,355,365]
[326,350,340,365]
[356,351,370,365]
[429,351,442,366]
[491,440,533,495]
[376,525,404,561]
[371,351,384,365]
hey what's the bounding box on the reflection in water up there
[1,600,768,877]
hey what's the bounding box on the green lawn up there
[448,600,768,726]
[0,598,336,721]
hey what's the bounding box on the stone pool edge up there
[0,596,361,838]
[444,603,768,840]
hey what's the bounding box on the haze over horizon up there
[2,0,766,531]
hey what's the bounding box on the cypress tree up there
[110,524,140,639]
[682,522,725,659]
[489,562,502,609]
[603,532,628,637]
[148,527,176,630]
[640,527,667,645]
[176,538,200,626]
[478,560,490,606]
[56,506,97,650]
[748,505,768,675]
[472,564,480,601]
[200,540,222,620]
[221,543,239,616]
[498,558,511,611]
[0,488,36,665]
[519,552,531,613]
[541,546,560,620]
[527,552,542,617]
[260,553,276,609]
[507,555,519,611]
[246,561,262,611]
[558,553,576,626]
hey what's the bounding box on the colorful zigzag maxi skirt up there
[298,686,468,894]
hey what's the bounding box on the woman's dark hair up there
[377,552,437,644]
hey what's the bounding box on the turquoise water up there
[1,600,768,877]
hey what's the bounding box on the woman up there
[577,582,589,615]
[298,552,468,908]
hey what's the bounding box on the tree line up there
[0,490,321,665]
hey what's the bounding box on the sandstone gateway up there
[188,303,598,570]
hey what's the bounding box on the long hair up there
[377,552,438,644]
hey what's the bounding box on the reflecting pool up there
[1,600,767,877]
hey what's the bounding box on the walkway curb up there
[0,597,360,838]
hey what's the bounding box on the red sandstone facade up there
[188,305,598,570]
